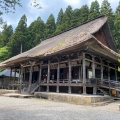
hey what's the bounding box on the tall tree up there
[100,0,115,37]
[45,14,56,38]
[101,0,112,15]
[89,0,100,20]
[114,1,120,50]
[55,8,64,34]
[71,8,80,27]
[0,46,10,62]
[1,24,13,46]
[8,14,28,57]
[28,17,45,48]
[56,8,64,27]
[79,5,89,23]
[61,5,73,31]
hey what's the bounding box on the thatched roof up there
[0,15,119,68]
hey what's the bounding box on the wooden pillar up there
[38,63,42,91]
[14,68,16,82]
[18,68,21,84]
[68,57,71,93]
[47,60,50,92]
[92,56,96,95]
[20,67,23,93]
[9,68,12,84]
[23,67,26,82]
[108,63,111,96]
[82,52,86,94]
[115,65,117,81]
[13,68,16,90]
[57,58,60,93]
[101,60,103,85]
[79,65,81,80]
[28,62,35,93]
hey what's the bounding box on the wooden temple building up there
[0,15,120,96]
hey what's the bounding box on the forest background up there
[0,0,120,63]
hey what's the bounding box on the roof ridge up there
[44,14,106,40]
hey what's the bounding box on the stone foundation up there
[0,89,19,95]
[34,92,111,105]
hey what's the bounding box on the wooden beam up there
[82,52,86,94]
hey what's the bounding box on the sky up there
[1,0,119,30]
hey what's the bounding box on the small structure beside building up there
[0,69,19,90]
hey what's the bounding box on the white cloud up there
[64,0,80,5]
[27,0,49,26]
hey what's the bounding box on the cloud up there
[64,0,80,5]
[26,0,49,26]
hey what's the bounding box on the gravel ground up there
[0,96,120,120]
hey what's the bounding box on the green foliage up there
[1,1,120,62]
[61,5,73,31]
[56,8,64,27]
[101,0,112,15]
[28,17,45,47]
[89,0,100,20]
[0,0,21,14]
[100,0,115,42]
[79,5,89,23]
[114,2,120,49]
[45,14,56,38]
[0,0,21,27]
[55,8,64,34]
[118,59,120,72]
[0,46,9,62]
[7,14,28,57]
[0,24,13,50]
[71,8,80,27]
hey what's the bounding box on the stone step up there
[1,93,34,98]
[91,99,114,106]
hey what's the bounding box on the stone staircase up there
[97,79,120,97]
[21,82,39,94]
